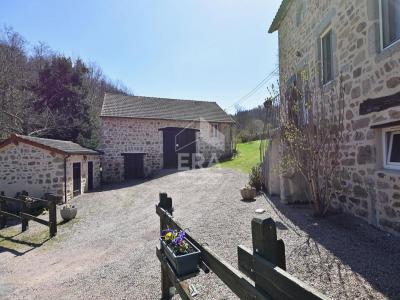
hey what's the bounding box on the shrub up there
[249,163,262,191]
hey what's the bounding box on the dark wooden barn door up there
[73,163,81,196]
[162,128,197,169]
[88,161,94,191]
[123,154,145,179]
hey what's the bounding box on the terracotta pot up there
[60,206,77,221]
[240,188,257,200]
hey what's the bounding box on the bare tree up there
[268,68,346,216]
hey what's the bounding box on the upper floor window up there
[320,28,333,84]
[383,126,400,170]
[380,0,400,49]
[210,123,219,138]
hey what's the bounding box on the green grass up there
[216,140,265,173]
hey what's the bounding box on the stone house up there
[0,134,101,201]
[100,93,234,182]
[266,0,400,234]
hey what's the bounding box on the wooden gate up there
[156,193,329,300]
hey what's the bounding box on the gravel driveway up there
[0,167,399,300]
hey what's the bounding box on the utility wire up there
[225,67,278,112]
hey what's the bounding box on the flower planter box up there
[160,238,201,276]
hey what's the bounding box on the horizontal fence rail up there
[156,193,329,300]
[0,192,58,237]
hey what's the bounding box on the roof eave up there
[100,115,235,124]
[268,0,293,33]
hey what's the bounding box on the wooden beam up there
[0,211,21,220]
[156,206,271,300]
[156,247,195,300]
[359,91,400,115]
[20,213,50,226]
[238,246,329,300]
[0,196,26,203]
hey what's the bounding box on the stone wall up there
[275,0,400,234]
[0,143,65,199]
[100,117,233,182]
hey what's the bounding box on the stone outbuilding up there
[100,93,235,182]
[0,134,101,201]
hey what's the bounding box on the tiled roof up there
[268,0,293,33]
[100,93,235,123]
[0,134,100,155]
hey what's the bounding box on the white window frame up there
[379,0,400,50]
[382,126,400,170]
[320,26,333,85]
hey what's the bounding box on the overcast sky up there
[1,0,282,113]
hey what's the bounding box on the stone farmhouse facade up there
[267,0,400,234]
[100,93,235,182]
[0,135,101,202]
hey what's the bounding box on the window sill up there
[376,38,400,63]
[376,168,400,176]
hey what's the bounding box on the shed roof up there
[268,0,293,33]
[101,93,235,123]
[0,134,100,156]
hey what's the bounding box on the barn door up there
[73,163,81,197]
[124,154,145,179]
[162,128,197,169]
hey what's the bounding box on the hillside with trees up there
[233,104,266,142]
[0,27,130,148]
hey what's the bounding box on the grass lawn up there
[215,140,265,173]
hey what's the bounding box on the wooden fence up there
[0,192,58,237]
[156,193,329,300]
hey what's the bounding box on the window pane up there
[382,0,400,48]
[321,30,333,83]
[389,133,400,162]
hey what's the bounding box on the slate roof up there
[101,93,235,123]
[268,0,293,33]
[0,134,100,155]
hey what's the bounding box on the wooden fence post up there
[0,191,6,229]
[251,218,286,270]
[158,193,174,299]
[48,195,57,237]
[20,197,29,232]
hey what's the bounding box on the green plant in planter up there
[161,229,191,255]
[249,163,262,191]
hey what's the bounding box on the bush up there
[249,163,262,191]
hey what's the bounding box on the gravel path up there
[0,167,399,300]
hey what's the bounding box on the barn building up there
[100,93,235,182]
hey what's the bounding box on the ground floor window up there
[383,126,400,170]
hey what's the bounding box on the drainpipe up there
[64,155,70,204]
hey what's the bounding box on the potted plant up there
[60,204,77,221]
[160,229,201,276]
[240,184,257,200]
[249,163,262,192]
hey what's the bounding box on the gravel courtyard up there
[0,168,399,300]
